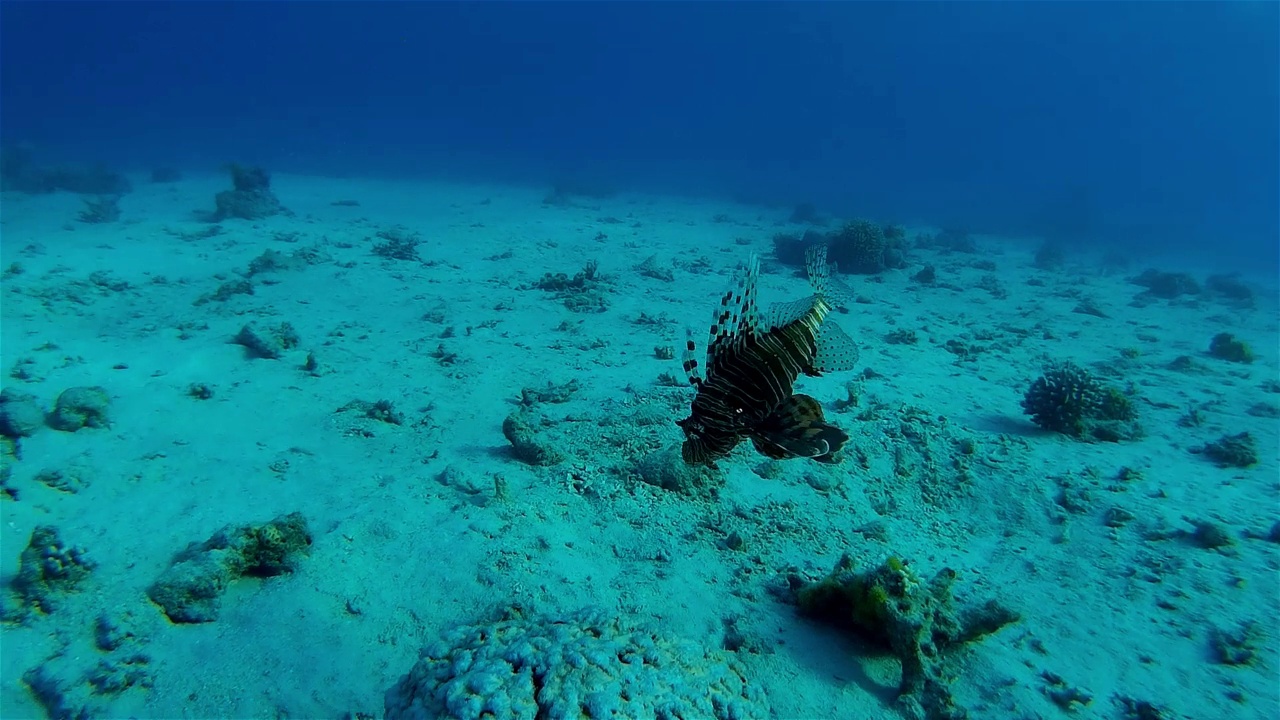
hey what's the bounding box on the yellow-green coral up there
[795,555,917,648]
[794,553,1019,720]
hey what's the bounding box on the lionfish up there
[677,246,860,467]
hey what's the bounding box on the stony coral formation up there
[772,220,908,274]
[9,525,97,617]
[47,386,113,432]
[1021,361,1141,442]
[828,219,909,274]
[0,388,45,439]
[501,411,564,466]
[385,606,769,720]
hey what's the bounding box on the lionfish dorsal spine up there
[682,327,703,387]
[714,255,761,359]
[739,254,761,340]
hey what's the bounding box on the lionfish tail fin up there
[749,393,849,462]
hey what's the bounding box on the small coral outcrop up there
[148,512,312,623]
[385,606,769,720]
[1021,362,1140,441]
[1130,269,1199,299]
[828,219,909,274]
[1204,273,1256,308]
[772,220,907,274]
[77,195,122,224]
[0,146,131,195]
[529,259,611,313]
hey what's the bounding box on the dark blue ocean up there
[1,3,1277,719]
[4,2,1276,268]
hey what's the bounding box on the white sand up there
[1,174,1276,719]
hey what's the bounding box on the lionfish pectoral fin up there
[825,277,857,310]
[812,320,860,374]
[750,394,850,461]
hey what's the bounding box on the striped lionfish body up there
[678,246,860,467]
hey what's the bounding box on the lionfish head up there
[675,415,709,464]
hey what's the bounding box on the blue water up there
[4,2,1276,266]
[1,3,1276,719]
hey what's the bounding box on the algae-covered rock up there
[234,322,301,360]
[1198,431,1259,468]
[87,653,154,696]
[147,554,233,623]
[1207,332,1254,364]
[795,554,1018,720]
[502,411,563,466]
[1130,269,1199,299]
[1210,620,1263,666]
[148,512,312,623]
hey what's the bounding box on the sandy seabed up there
[1,173,1276,720]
